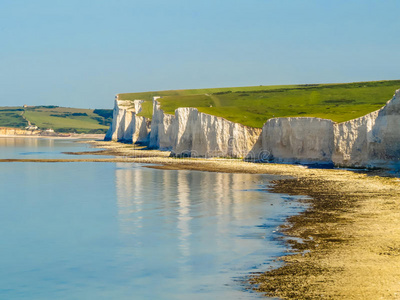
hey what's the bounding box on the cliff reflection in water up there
[0,140,303,299]
[114,163,291,296]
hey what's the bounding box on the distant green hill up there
[119,80,400,128]
[0,107,28,128]
[0,106,113,133]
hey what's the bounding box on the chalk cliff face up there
[249,89,400,168]
[107,89,400,169]
[149,97,176,150]
[149,98,261,157]
[332,89,400,168]
[105,98,150,143]
[252,117,335,164]
[0,127,40,136]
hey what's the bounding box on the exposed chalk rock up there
[332,89,400,168]
[148,97,176,150]
[0,127,40,136]
[149,98,261,157]
[253,117,335,164]
[105,98,150,143]
[107,89,400,169]
[249,89,400,168]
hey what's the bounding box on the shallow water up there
[0,137,105,159]
[0,138,304,299]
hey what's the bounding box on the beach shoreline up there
[2,139,400,299]
[83,141,400,300]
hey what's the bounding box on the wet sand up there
[2,140,400,299]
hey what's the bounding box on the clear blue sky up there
[0,0,399,109]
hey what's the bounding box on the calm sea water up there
[0,137,304,300]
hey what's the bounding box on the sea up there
[0,137,305,300]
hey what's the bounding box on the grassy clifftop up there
[118,80,400,128]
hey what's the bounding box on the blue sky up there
[0,0,399,109]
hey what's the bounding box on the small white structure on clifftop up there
[25,125,38,130]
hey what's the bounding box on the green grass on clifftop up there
[118,80,400,128]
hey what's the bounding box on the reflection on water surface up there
[0,140,304,299]
[114,163,302,299]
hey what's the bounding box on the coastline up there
[0,133,105,140]
[81,141,400,299]
[2,139,400,299]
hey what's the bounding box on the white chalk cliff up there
[148,97,177,150]
[249,117,335,164]
[149,98,261,157]
[106,89,400,169]
[105,98,150,143]
[332,89,400,168]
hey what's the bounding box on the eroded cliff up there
[332,89,400,168]
[105,98,150,143]
[250,117,335,165]
[106,89,400,169]
[149,98,261,157]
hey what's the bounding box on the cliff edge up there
[149,98,261,157]
[333,89,400,168]
[106,89,400,169]
[105,97,150,143]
